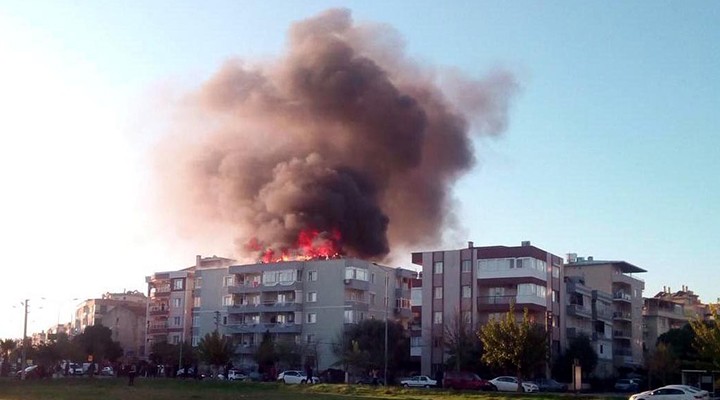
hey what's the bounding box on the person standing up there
[128,364,136,386]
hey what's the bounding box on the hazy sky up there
[1,1,718,339]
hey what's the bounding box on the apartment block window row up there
[263,269,299,286]
[478,257,546,273]
[345,266,368,281]
[517,283,547,298]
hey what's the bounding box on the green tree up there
[479,305,547,390]
[690,307,720,369]
[275,339,303,370]
[149,341,177,366]
[646,342,680,387]
[332,319,410,380]
[444,311,484,372]
[197,332,234,373]
[254,330,278,374]
[73,325,124,363]
[1,339,17,377]
[552,333,598,382]
[658,323,708,369]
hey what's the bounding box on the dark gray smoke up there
[154,8,517,260]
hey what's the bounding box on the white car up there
[276,370,319,384]
[227,369,247,381]
[630,386,705,400]
[489,376,539,392]
[664,385,709,400]
[400,375,437,388]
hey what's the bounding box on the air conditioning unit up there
[344,279,351,284]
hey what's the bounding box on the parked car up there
[276,370,319,384]
[629,385,705,400]
[176,367,196,377]
[16,365,40,379]
[615,378,641,392]
[100,366,114,376]
[489,376,539,392]
[532,378,568,392]
[68,363,84,376]
[227,369,247,381]
[442,371,495,391]
[356,376,385,385]
[664,385,710,400]
[400,375,437,388]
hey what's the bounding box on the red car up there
[442,371,495,391]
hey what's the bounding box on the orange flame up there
[254,229,343,263]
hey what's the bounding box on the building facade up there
[412,241,565,376]
[223,258,414,371]
[145,269,194,350]
[564,255,646,371]
[564,276,614,378]
[643,285,709,352]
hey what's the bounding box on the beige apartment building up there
[643,285,709,352]
[564,255,646,372]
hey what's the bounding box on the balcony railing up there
[613,330,632,339]
[613,292,632,302]
[613,311,632,320]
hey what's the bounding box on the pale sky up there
[1,1,718,339]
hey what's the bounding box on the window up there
[173,298,182,308]
[307,291,317,302]
[222,295,233,306]
[371,273,375,283]
[344,310,356,323]
[191,335,199,346]
[173,316,181,326]
[193,297,201,308]
[552,290,559,303]
[306,334,315,344]
[434,287,443,299]
[223,276,234,287]
[370,293,376,305]
[195,277,202,289]
[462,286,471,298]
[433,312,443,324]
[411,336,422,347]
[461,260,472,273]
[306,313,317,324]
[345,267,368,281]
[517,283,547,298]
[172,279,184,290]
[192,316,198,326]
[552,266,560,278]
[433,261,443,274]
[490,287,505,296]
[515,258,523,268]
[171,335,180,344]
[599,344,604,354]
[307,270,317,281]
[222,316,227,325]
[410,287,422,306]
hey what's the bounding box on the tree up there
[646,342,680,387]
[444,311,485,373]
[1,339,17,377]
[197,331,234,372]
[690,307,720,369]
[275,339,303,370]
[479,305,547,390]
[553,333,598,382]
[254,330,278,374]
[658,323,708,369]
[332,319,410,380]
[73,325,124,363]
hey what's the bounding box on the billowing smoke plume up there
[154,8,517,261]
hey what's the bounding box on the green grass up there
[0,378,628,400]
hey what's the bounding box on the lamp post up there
[21,299,28,380]
[384,271,389,386]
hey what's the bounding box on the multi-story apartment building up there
[412,241,564,376]
[189,255,236,346]
[643,285,709,352]
[146,269,194,349]
[74,291,148,357]
[224,258,414,371]
[564,276,614,378]
[564,255,646,372]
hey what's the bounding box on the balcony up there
[148,307,169,316]
[613,312,632,321]
[566,304,592,318]
[595,308,613,321]
[613,292,632,302]
[343,278,370,291]
[613,330,632,340]
[227,301,302,314]
[477,295,545,312]
[227,322,302,334]
[394,307,412,319]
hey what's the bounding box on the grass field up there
[0,378,628,400]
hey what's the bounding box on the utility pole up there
[21,299,28,380]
